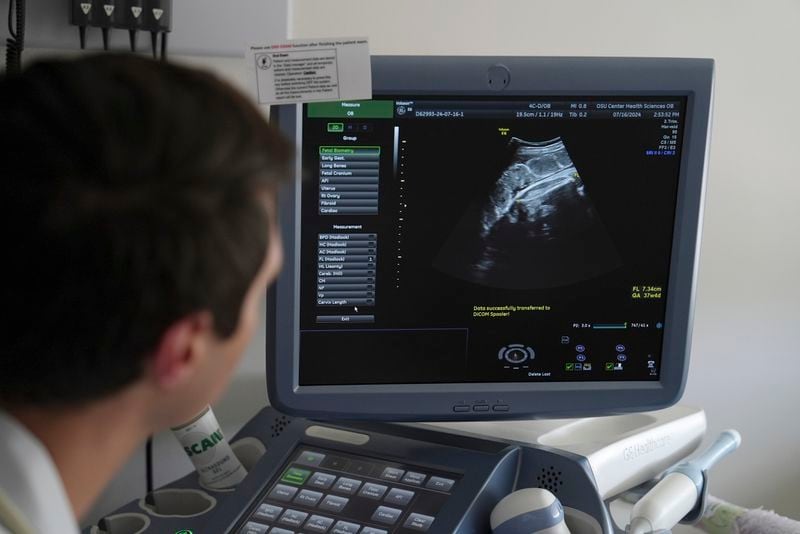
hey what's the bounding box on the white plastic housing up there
[627,472,698,534]
[427,404,706,499]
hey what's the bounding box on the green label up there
[308,100,394,119]
[183,428,224,457]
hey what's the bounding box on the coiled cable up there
[5,0,25,75]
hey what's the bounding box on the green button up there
[327,122,344,132]
[565,363,574,371]
[281,467,311,485]
[605,362,615,371]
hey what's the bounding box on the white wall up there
[290,0,800,517]
[1,0,290,56]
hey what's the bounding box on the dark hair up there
[0,54,291,405]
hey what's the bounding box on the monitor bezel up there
[267,56,714,421]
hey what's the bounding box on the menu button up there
[425,476,455,492]
[404,513,435,532]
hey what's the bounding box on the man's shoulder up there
[0,412,79,534]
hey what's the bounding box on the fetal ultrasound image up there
[434,137,622,289]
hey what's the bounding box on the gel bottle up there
[171,406,248,489]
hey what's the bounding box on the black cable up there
[145,436,154,494]
[129,28,137,52]
[7,0,15,37]
[159,31,167,61]
[150,30,157,59]
[5,0,25,75]
[101,27,109,51]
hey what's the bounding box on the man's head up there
[0,55,291,426]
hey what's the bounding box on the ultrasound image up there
[434,137,622,289]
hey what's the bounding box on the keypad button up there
[380,466,405,482]
[345,459,375,477]
[296,450,326,467]
[278,509,309,528]
[304,514,335,533]
[318,494,349,513]
[401,471,427,486]
[371,505,403,525]
[358,482,388,500]
[281,467,311,485]
[293,488,323,507]
[332,477,362,495]
[308,472,337,490]
[321,455,349,471]
[270,529,295,534]
[253,503,283,521]
[238,522,269,534]
[331,520,361,534]
[361,528,389,534]
[385,487,415,506]
[425,476,455,492]
[268,484,299,502]
[404,512,436,532]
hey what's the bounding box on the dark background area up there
[297,96,686,385]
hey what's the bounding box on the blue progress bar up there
[592,323,628,330]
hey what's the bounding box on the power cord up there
[145,436,154,494]
[160,31,167,61]
[149,30,168,60]
[5,0,25,74]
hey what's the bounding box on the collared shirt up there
[0,411,79,534]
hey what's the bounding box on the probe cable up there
[5,0,25,74]
[145,436,154,494]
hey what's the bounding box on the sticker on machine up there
[246,37,371,106]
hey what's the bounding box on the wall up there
[2,0,291,56]
[290,0,800,517]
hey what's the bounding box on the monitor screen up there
[268,57,713,420]
[299,96,684,385]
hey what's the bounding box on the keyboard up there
[237,446,460,534]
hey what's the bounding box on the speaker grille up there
[536,465,564,493]
[270,415,292,438]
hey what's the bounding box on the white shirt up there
[0,411,79,534]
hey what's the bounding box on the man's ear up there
[148,311,214,390]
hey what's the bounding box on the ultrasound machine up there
[88,56,724,534]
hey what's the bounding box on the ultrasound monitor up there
[267,56,714,421]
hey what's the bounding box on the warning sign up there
[247,37,371,106]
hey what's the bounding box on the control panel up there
[85,407,612,533]
[237,447,460,533]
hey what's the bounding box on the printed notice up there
[247,38,371,106]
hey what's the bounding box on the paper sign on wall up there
[246,37,371,106]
